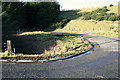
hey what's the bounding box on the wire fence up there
[63,27,118,34]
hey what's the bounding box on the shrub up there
[104,15,110,20]
[94,8,109,13]
[51,17,70,29]
[102,8,110,12]
[103,6,107,8]
[82,15,91,20]
[82,12,91,16]
[7,52,12,56]
[91,11,96,14]
[91,14,98,20]
[81,6,120,21]
[108,12,115,15]
[2,54,6,57]
[115,16,119,20]
[108,15,118,21]
[96,16,104,21]
[110,4,114,7]
[118,15,120,20]
[99,12,107,16]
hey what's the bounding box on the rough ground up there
[2,33,119,78]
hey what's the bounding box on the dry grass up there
[54,20,118,38]
[80,5,119,15]
[107,5,119,15]
[15,31,51,36]
[55,5,119,39]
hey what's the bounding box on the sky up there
[57,0,119,10]
[19,0,119,10]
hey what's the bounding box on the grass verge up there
[2,32,92,60]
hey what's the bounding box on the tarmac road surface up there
[2,33,119,78]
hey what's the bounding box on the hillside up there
[55,5,119,38]
[80,5,119,15]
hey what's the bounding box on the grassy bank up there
[2,32,92,60]
[54,20,118,38]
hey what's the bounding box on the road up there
[2,33,119,78]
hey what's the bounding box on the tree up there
[2,2,27,35]
[110,4,114,7]
[2,2,60,32]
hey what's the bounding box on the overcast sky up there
[19,0,119,10]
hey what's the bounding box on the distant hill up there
[80,5,119,15]
[59,5,119,20]
[55,5,119,38]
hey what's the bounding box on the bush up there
[91,11,97,14]
[91,14,98,20]
[81,6,120,21]
[82,12,91,16]
[82,15,91,20]
[115,16,119,20]
[104,15,110,20]
[108,12,115,15]
[2,54,6,57]
[94,8,109,13]
[118,15,120,20]
[110,4,114,7]
[103,6,107,8]
[99,12,107,16]
[96,16,104,21]
[108,15,118,21]
[51,17,70,29]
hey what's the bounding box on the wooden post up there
[7,40,11,52]
[7,40,12,56]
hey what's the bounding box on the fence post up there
[7,40,11,52]
[7,40,12,56]
[72,28,73,31]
